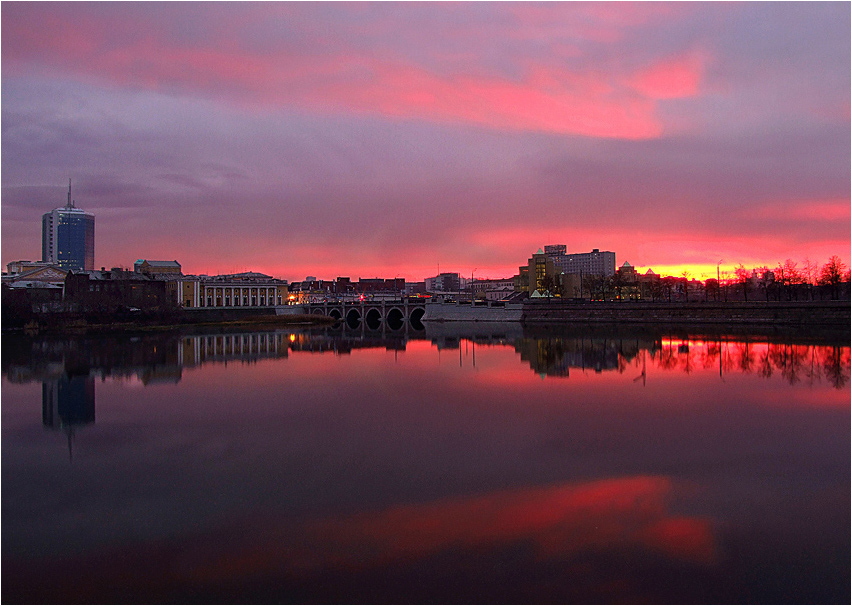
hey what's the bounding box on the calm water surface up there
[2,325,849,603]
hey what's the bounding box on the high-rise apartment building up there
[545,246,615,276]
[425,272,460,293]
[42,181,95,271]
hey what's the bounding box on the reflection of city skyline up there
[3,330,849,390]
[516,338,622,377]
[42,373,95,462]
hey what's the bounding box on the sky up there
[2,2,849,282]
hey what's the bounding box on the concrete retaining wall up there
[276,305,308,316]
[522,300,850,328]
[423,302,523,322]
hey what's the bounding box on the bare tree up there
[611,271,626,301]
[583,274,607,301]
[819,256,847,300]
[803,257,817,300]
[774,259,802,301]
[734,264,751,301]
[704,278,719,302]
[660,277,677,302]
[539,274,556,297]
[783,259,802,300]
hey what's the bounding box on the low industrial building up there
[64,269,171,312]
[134,259,182,277]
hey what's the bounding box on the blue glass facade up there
[42,207,95,271]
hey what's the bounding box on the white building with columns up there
[177,272,290,308]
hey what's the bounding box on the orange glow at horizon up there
[165,220,848,283]
[173,259,846,285]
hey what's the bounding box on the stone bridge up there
[306,299,427,331]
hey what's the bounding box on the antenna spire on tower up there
[67,179,73,208]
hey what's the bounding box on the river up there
[2,324,849,603]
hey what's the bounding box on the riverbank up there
[5,310,335,336]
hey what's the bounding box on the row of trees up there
[732,255,849,302]
[540,255,849,302]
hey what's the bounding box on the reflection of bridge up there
[306,299,427,331]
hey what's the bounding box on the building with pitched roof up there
[134,260,182,277]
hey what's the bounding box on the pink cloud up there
[506,2,693,44]
[629,52,706,99]
[744,199,851,223]
[2,5,686,139]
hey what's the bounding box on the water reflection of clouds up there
[290,476,716,571]
[4,476,716,599]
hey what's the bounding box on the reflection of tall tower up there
[42,374,95,461]
[41,180,95,271]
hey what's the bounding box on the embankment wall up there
[522,300,850,328]
[423,302,523,322]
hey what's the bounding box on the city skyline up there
[2,3,850,281]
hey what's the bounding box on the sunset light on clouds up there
[2,2,849,280]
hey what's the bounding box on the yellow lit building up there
[528,249,558,295]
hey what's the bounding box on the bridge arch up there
[345,308,361,328]
[365,308,382,331]
[328,308,342,321]
[386,307,405,331]
[409,307,426,331]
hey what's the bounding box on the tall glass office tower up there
[42,181,95,271]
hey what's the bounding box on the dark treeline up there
[584,255,851,302]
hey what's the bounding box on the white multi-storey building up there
[545,246,616,276]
